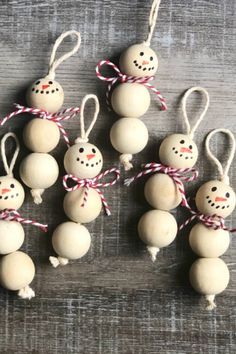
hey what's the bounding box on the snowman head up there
[26,76,64,113]
[195,180,236,218]
[64,142,103,179]
[159,133,198,169]
[119,44,158,77]
[0,176,25,210]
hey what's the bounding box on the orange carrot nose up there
[1,188,10,194]
[215,197,227,202]
[180,147,192,153]
[86,154,95,161]
[42,84,50,90]
[142,60,149,65]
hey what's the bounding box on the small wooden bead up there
[111,83,150,117]
[119,43,158,77]
[23,118,60,153]
[110,118,148,155]
[144,173,182,210]
[0,251,35,291]
[26,77,64,113]
[159,133,198,168]
[189,223,230,258]
[52,222,91,260]
[64,143,103,179]
[0,221,25,255]
[195,180,236,218]
[63,188,102,224]
[0,176,25,210]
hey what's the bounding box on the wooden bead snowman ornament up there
[49,94,120,267]
[0,31,81,204]
[96,0,167,170]
[125,87,209,261]
[0,133,47,299]
[182,129,236,310]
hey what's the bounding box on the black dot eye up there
[211,187,217,192]
[10,184,15,188]
[92,148,96,153]
[140,52,144,56]
[56,88,59,91]
[189,145,193,149]
[150,56,153,61]
[180,140,185,144]
[226,192,230,198]
[48,81,53,84]
[35,81,40,85]
[79,148,84,153]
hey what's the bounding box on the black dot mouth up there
[31,88,60,94]
[172,147,194,159]
[0,193,19,200]
[206,196,230,209]
[79,159,102,168]
[133,60,155,72]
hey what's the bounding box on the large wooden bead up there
[64,188,102,224]
[119,43,158,77]
[0,176,25,210]
[0,251,35,291]
[195,180,236,218]
[159,133,198,168]
[23,118,60,153]
[110,118,148,155]
[138,210,177,250]
[26,77,64,113]
[189,258,229,296]
[189,223,230,258]
[64,143,103,179]
[0,221,25,255]
[20,153,59,189]
[111,83,150,117]
[52,222,91,260]
[144,173,182,210]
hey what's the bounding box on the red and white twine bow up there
[96,60,167,111]
[63,168,120,216]
[0,104,81,147]
[0,209,48,232]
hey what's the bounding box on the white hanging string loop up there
[143,0,161,46]
[182,86,210,139]
[75,94,100,144]
[47,30,81,80]
[205,128,236,185]
[1,132,20,177]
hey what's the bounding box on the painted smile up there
[172,147,194,160]
[206,195,230,209]
[31,80,60,95]
[0,192,19,200]
[133,60,155,72]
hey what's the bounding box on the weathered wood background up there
[0,0,235,353]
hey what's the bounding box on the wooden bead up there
[144,173,182,210]
[0,221,25,255]
[23,118,60,153]
[119,43,158,77]
[110,118,148,154]
[111,83,150,117]
[64,143,103,179]
[52,222,91,260]
[159,133,198,168]
[0,251,35,291]
[20,153,59,189]
[26,77,64,113]
[189,223,230,257]
[195,180,236,218]
[0,176,25,210]
[189,258,230,296]
[63,188,102,224]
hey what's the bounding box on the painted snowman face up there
[119,44,158,77]
[0,176,25,210]
[64,142,103,179]
[195,180,236,218]
[159,134,198,169]
[26,77,64,113]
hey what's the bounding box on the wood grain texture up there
[0,0,235,353]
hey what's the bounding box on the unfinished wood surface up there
[0,0,235,353]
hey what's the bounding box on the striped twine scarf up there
[0,209,47,232]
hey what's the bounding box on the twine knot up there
[0,209,48,232]
[63,168,120,216]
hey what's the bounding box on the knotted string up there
[0,209,47,232]
[63,168,120,216]
[96,60,167,111]
[143,0,162,46]
[1,132,20,177]
[0,104,80,147]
